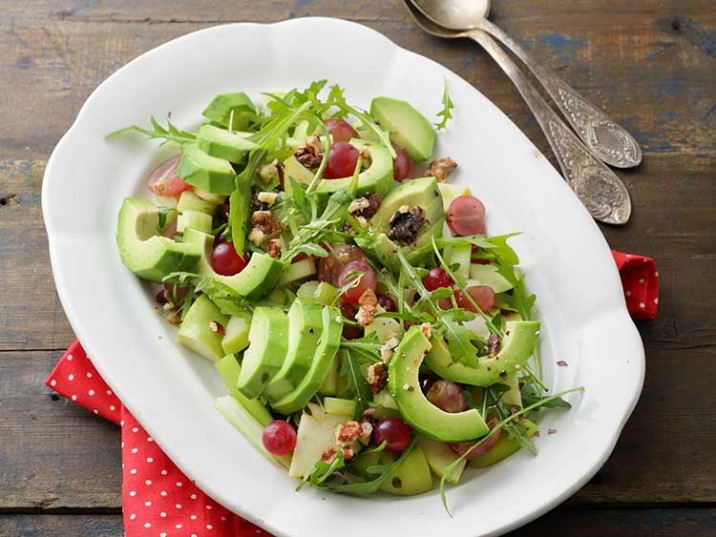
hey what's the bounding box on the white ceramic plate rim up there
[42,18,644,537]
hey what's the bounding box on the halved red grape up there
[338,260,377,306]
[446,195,486,236]
[392,143,412,181]
[338,301,362,340]
[147,155,191,198]
[317,244,365,285]
[211,241,248,276]
[262,420,297,456]
[372,417,412,453]
[426,380,467,413]
[456,285,495,313]
[325,118,358,143]
[423,267,453,292]
[377,294,397,312]
[324,142,360,179]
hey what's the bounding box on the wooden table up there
[1,1,714,534]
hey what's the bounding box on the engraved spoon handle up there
[468,29,631,224]
[475,18,642,169]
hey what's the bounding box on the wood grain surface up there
[1,0,714,535]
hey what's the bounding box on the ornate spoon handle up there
[477,18,642,169]
[468,29,631,224]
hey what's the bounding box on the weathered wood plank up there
[1,11,714,161]
[1,342,713,509]
[0,351,122,510]
[1,509,714,536]
[0,162,75,351]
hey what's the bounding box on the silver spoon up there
[411,0,642,169]
[403,0,632,225]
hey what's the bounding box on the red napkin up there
[46,342,270,537]
[45,249,658,536]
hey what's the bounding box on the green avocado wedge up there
[183,228,283,300]
[263,298,325,403]
[177,144,236,195]
[197,124,258,163]
[283,139,395,199]
[370,96,436,162]
[236,307,289,399]
[388,326,488,442]
[116,197,200,282]
[271,305,343,415]
[424,320,541,387]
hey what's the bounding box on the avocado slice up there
[176,190,217,215]
[278,257,317,285]
[116,197,201,282]
[236,307,289,399]
[178,144,236,195]
[271,306,343,415]
[183,228,283,300]
[370,96,436,162]
[202,92,256,131]
[176,294,229,362]
[387,326,488,442]
[197,124,258,163]
[357,177,445,271]
[263,298,325,403]
[177,209,213,234]
[468,418,538,468]
[283,139,395,198]
[424,320,540,387]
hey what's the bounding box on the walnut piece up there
[425,157,457,182]
[355,289,378,327]
[366,362,388,394]
[294,138,323,170]
[267,239,282,259]
[249,210,281,246]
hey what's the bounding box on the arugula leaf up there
[300,437,417,495]
[336,349,373,420]
[439,387,584,515]
[156,206,172,231]
[521,380,572,409]
[297,450,347,491]
[440,316,479,367]
[107,115,196,146]
[282,186,354,262]
[434,79,455,131]
[229,148,266,253]
[163,272,254,316]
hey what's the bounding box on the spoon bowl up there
[413,0,491,29]
[410,0,642,169]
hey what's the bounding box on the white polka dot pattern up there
[45,340,272,536]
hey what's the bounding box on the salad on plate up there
[112,80,577,507]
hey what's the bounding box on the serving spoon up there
[403,0,632,225]
[411,0,642,169]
